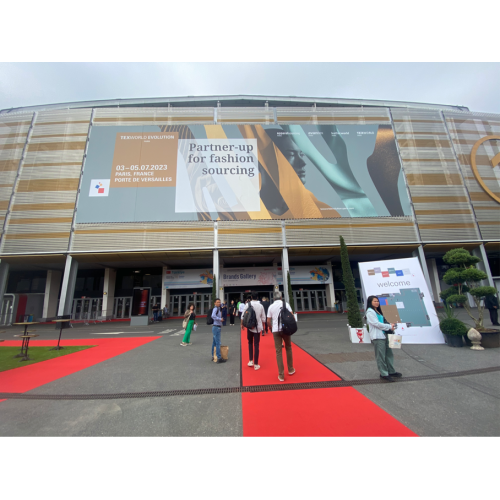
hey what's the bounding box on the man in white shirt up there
[238,300,247,330]
[267,290,295,382]
[242,291,266,371]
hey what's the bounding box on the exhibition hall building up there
[0,95,498,323]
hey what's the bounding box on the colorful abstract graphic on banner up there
[76,124,412,223]
[358,257,444,344]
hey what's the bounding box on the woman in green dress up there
[180,303,196,346]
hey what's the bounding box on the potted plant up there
[438,303,468,347]
[439,248,499,348]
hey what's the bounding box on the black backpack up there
[242,303,258,330]
[279,306,297,335]
[206,307,214,325]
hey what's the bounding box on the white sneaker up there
[247,361,254,367]
[180,342,187,346]
[278,375,285,382]
[254,364,260,371]
[288,369,296,375]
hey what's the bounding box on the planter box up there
[445,334,463,347]
[479,330,500,349]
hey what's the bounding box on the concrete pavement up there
[0,312,498,436]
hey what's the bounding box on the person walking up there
[180,303,196,346]
[242,291,266,370]
[228,300,236,326]
[221,302,228,326]
[365,295,402,382]
[267,291,295,382]
[152,302,160,322]
[260,296,270,335]
[238,299,246,329]
[211,299,226,364]
[484,292,500,326]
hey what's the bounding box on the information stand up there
[130,287,151,326]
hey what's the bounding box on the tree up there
[287,271,295,313]
[340,235,363,328]
[212,274,217,305]
[439,248,496,330]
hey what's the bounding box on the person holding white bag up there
[180,303,197,346]
[366,295,402,383]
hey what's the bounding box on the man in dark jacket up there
[484,292,500,326]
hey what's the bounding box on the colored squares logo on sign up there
[374,267,381,273]
[396,270,404,276]
[382,271,390,277]
[89,179,110,197]
[388,268,396,274]
[368,270,375,276]
[403,269,411,275]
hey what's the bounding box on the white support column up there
[42,270,62,319]
[161,266,170,311]
[213,249,220,300]
[219,262,224,303]
[102,268,116,319]
[426,258,442,304]
[57,255,79,316]
[325,260,335,311]
[412,245,434,301]
[0,261,10,307]
[282,247,290,304]
[474,244,494,287]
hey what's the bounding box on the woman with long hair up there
[180,303,196,346]
[228,300,236,326]
[365,295,402,382]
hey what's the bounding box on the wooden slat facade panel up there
[391,108,481,242]
[444,111,500,241]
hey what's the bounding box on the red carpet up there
[241,327,340,386]
[242,388,417,437]
[240,327,417,436]
[0,337,158,394]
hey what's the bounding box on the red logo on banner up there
[382,271,390,277]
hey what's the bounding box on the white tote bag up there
[387,333,402,349]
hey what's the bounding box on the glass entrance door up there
[293,290,327,311]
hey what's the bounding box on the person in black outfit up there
[484,293,500,326]
[228,300,236,326]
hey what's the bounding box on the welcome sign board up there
[358,257,444,344]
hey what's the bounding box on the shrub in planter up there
[440,317,468,347]
[439,248,497,331]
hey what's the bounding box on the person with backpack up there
[267,290,296,382]
[242,291,266,371]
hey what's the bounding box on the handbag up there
[193,323,197,331]
[387,333,402,349]
[182,318,188,329]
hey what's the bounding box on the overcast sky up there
[1,62,499,114]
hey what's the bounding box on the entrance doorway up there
[292,290,327,312]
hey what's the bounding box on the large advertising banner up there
[221,267,279,287]
[286,264,333,285]
[76,124,412,223]
[163,269,214,289]
[358,257,444,344]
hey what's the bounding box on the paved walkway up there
[0,312,498,436]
